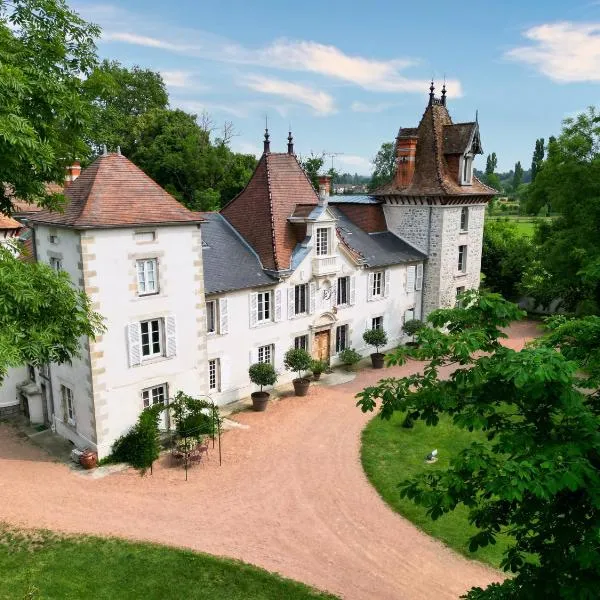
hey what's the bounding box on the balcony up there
[312,255,340,276]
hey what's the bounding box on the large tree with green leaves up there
[512,161,523,191]
[299,152,325,191]
[0,0,99,215]
[369,141,395,191]
[357,291,600,599]
[531,138,545,182]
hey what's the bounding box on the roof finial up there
[263,116,270,154]
[287,127,294,155]
[116,145,121,156]
[102,144,108,156]
[475,109,479,123]
[441,76,447,106]
[429,79,435,105]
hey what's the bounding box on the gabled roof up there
[30,154,203,229]
[0,215,22,230]
[443,123,480,154]
[221,152,319,272]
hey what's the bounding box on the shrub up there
[339,347,361,368]
[363,328,388,353]
[283,347,312,381]
[403,319,425,338]
[170,391,214,439]
[310,359,327,375]
[249,362,277,392]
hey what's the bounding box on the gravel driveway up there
[0,321,540,599]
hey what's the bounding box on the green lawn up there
[0,526,338,600]
[361,412,511,568]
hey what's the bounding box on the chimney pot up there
[317,174,330,207]
[65,160,81,185]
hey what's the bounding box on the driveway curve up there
[0,321,539,599]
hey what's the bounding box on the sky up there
[74,0,600,174]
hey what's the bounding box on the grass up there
[486,215,557,238]
[0,525,338,600]
[361,411,511,568]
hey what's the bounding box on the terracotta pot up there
[293,378,310,396]
[371,353,385,369]
[313,372,322,381]
[251,391,270,412]
[79,449,97,470]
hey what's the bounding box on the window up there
[141,319,163,357]
[337,276,349,306]
[460,207,469,231]
[294,284,307,315]
[135,231,156,243]
[404,308,415,324]
[257,291,271,323]
[142,383,167,409]
[372,316,383,330]
[49,257,62,272]
[372,271,383,297]
[458,245,467,273]
[137,258,158,295]
[49,234,58,244]
[294,335,308,351]
[316,228,329,256]
[336,325,349,353]
[208,359,220,392]
[61,385,75,425]
[206,300,217,333]
[462,155,473,184]
[456,286,466,307]
[258,344,274,365]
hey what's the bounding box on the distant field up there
[487,215,555,237]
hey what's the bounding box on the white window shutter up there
[165,316,177,358]
[127,323,141,367]
[219,298,228,334]
[365,318,371,331]
[415,263,423,291]
[274,289,282,322]
[384,270,391,298]
[349,276,356,306]
[219,357,228,394]
[407,266,416,292]
[367,272,374,302]
[309,282,316,314]
[288,287,294,319]
[250,293,258,327]
[249,349,254,366]
[331,282,337,306]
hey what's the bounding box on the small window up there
[456,286,466,307]
[372,271,383,297]
[49,234,58,244]
[294,335,308,351]
[316,228,329,256]
[208,359,220,392]
[458,245,467,273]
[142,383,167,409]
[462,155,473,185]
[257,291,271,323]
[294,284,307,315]
[137,258,158,295]
[61,384,75,426]
[141,319,163,357]
[257,344,274,365]
[372,316,383,330]
[335,325,349,353]
[337,276,349,306]
[49,257,62,272]
[135,231,156,243]
[460,207,469,231]
[206,300,217,334]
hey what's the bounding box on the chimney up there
[317,175,330,207]
[65,161,81,184]
[394,133,418,187]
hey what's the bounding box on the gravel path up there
[0,321,540,599]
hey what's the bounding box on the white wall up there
[0,366,28,415]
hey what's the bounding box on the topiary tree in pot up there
[284,347,312,396]
[403,318,425,347]
[310,359,327,381]
[339,347,361,371]
[248,362,278,411]
[363,327,388,369]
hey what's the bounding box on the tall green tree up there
[299,152,325,191]
[485,152,497,175]
[369,141,396,190]
[531,138,545,182]
[512,161,523,191]
[0,0,99,215]
[357,291,600,599]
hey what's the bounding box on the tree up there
[531,138,545,182]
[283,348,312,381]
[249,362,277,392]
[369,142,396,191]
[363,328,388,354]
[299,153,325,191]
[0,0,100,215]
[0,245,104,381]
[512,161,523,191]
[485,153,497,175]
[356,291,600,599]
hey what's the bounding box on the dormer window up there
[461,154,473,185]
[316,227,329,256]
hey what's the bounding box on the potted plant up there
[339,347,361,371]
[363,328,388,369]
[284,348,312,396]
[248,362,278,411]
[403,318,425,347]
[310,359,327,381]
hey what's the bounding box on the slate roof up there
[329,195,381,205]
[201,212,274,295]
[330,207,425,268]
[30,154,204,229]
[221,152,319,272]
[397,127,419,138]
[443,123,478,154]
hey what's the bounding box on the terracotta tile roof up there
[443,123,477,154]
[30,154,203,229]
[376,102,496,198]
[0,214,22,230]
[221,152,319,271]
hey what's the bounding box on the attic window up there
[135,231,156,243]
[461,154,473,186]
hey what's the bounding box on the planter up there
[313,372,322,381]
[371,353,385,369]
[251,391,270,412]
[292,378,311,396]
[79,449,97,470]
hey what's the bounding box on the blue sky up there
[75,1,600,174]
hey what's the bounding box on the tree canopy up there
[369,142,396,191]
[299,152,325,191]
[356,291,600,599]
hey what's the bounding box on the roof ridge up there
[292,153,320,203]
[76,157,107,225]
[263,153,280,271]
[429,105,451,194]
[214,213,269,270]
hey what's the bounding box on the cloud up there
[173,99,249,119]
[506,22,600,82]
[336,154,372,173]
[161,70,191,87]
[351,101,397,113]
[102,32,192,52]
[242,75,336,115]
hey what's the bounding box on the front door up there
[313,330,331,363]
